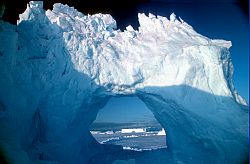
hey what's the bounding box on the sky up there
[1,0,248,123]
[94,97,157,123]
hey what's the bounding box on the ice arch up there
[0,1,248,164]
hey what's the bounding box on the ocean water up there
[91,128,167,151]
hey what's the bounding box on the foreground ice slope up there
[0,1,248,163]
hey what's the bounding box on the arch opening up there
[89,96,167,151]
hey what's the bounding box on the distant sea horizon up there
[90,121,162,131]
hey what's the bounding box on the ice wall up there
[0,1,248,164]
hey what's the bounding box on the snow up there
[0,1,248,164]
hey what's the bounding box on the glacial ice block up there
[0,1,248,164]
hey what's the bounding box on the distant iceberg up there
[157,128,166,136]
[121,128,146,133]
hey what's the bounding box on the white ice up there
[0,1,248,164]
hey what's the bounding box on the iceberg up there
[157,129,166,136]
[121,128,146,133]
[0,1,248,164]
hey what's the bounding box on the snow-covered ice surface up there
[0,1,248,164]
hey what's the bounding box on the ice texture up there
[0,1,248,164]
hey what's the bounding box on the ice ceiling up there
[0,1,248,164]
